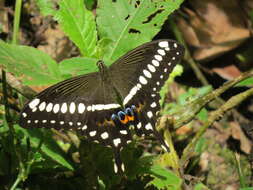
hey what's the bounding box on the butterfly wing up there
[109,39,184,137]
[19,71,132,148]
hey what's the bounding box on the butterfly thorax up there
[97,60,124,107]
[97,60,110,82]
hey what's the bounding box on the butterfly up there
[19,39,184,174]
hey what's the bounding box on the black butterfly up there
[19,39,184,174]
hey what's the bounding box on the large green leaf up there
[96,0,184,63]
[59,57,99,79]
[35,0,57,16]
[55,0,98,57]
[0,40,62,85]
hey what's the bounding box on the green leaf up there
[0,40,62,85]
[97,0,184,63]
[236,77,253,87]
[15,125,74,171]
[195,137,207,153]
[35,0,57,16]
[147,165,182,190]
[240,188,253,190]
[55,0,98,57]
[59,57,99,79]
[197,108,208,122]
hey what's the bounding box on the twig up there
[180,87,253,167]
[172,70,253,128]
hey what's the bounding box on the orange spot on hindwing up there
[120,115,129,124]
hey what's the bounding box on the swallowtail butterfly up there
[19,40,184,174]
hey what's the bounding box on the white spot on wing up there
[164,68,168,72]
[159,41,169,48]
[87,106,92,111]
[172,57,176,60]
[139,76,147,85]
[29,98,40,109]
[121,163,125,172]
[145,123,153,130]
[69,102,76,114]
[27,120,31,123]
[78,103,85,113]
[154,55,162,61]
[39,102,46,111]
[147,111,153,118]
[42,120,47,123]
[101,132,109,139]
[50,120,56,124]
[114,163,118,173]
[113,138,121,147]
[157,49,166,56]
[89,131,97,137]
[61,103,68,113]
[143,69,152,78]
[120,130,128,135]
[123,85,139,105]
[32,107,37,112]
[46,103,53,112]
[156,81,160,86]
[137,122,142,129]
[82,125,87,130]
[150,102,157,108]
[103,104,121,110]
[69,122,73,126]
[173,43,178,48]
[160,75,164,79]
[93,104,104,111]
[60,121,64,125]
[137,83,142,89]
[152,59,159,67]
[147,64,156,72]
[35,120,38,123]
[77,122,81,126]
[168,62,171,66]
[22,113,27,118]
[53,104,60,113]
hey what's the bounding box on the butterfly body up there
[19,39,184,174]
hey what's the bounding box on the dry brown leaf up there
[177,0,250,61]
[37,24,73,62]
[230,121,252,154]
[212,65,242,80]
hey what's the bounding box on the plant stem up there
[10,176,22,190]
[181,86,253,167]
[12,0,22,44]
